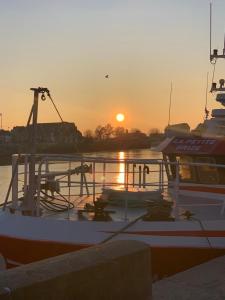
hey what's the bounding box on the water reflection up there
[117,151,125,185]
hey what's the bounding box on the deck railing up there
[3,153,225,217]
[4,154,165,215]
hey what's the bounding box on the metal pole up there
[83,173,90,196]
[210,2,212,59]
[80,161,84,196]
[138,166,142,188]
[143,165,146,188]
[124,162,128,221]
[161,162,164,192]
[103,162,106,189]
[23,155,28,198]
[132,164,136,187]
[174,162,180,219]
[67,161,71,219]
[24,89,39,214]
[126,163,129,191]
[159,163,162,192]
[124,162,126,190]
[11,154,18,209]
[93,162,96,202]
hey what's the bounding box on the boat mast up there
[23,87,50,215]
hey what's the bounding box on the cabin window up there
[176,156,196,182]
[195,157,219,184]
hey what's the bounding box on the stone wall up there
[0,240,152,300]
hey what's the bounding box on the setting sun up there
[116,113,125,122]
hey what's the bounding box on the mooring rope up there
[100,212,148,244]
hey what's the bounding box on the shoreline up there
[0,145,151,166]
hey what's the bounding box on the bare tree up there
[104,123,114,139]
[114,126,126,137]
[83,129,93,139]
[95,125,106,140]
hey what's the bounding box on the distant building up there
[11,122,82,145]
[0,129,11,144]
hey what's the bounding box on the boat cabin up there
[161,136,225,185]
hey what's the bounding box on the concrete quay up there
[153,255,225,300]
[0,240,152,300]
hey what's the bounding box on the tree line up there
[83,124,162,140]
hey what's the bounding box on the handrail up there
[6,152,225,218]
[10,153,225,169]
[11,153,163,164]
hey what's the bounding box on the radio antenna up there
[210,2,212,60]
[205,72,209,120]
[168,82,173,126]
[223,33,225,55]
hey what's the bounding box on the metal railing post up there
[103,161,106,189]
[67,161,71,219]
[93,162,96,202]
[138,166,142,188]
[159,162,163,192]
[125,163,129,191]
[174,161,180,219]
[11,154,19,209]
[132,164,136,187]
[80,161,84,196]
[36,159,45,217]
[161,161,164,192]
[23,155,28,198]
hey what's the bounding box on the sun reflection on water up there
[117,151,125,185]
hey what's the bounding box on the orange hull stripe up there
[180,186,225,194]
[101,230,225,237]
[0,234,91,266]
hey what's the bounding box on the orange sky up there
[1,0,225,133]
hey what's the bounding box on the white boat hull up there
[1,211,225,279]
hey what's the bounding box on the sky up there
[1,0,225,133]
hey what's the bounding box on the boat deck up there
[39,192,225,223]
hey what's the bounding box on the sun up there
[116,113,125,122]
